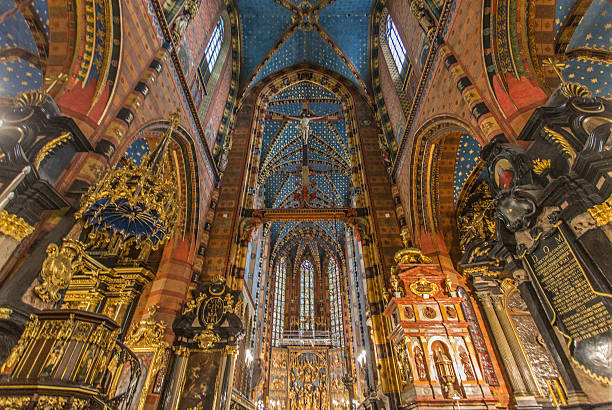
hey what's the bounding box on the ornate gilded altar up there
[268,346,348,410]
[383,246,498,409]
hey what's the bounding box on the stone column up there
[491,294,542,396]
[476,292,540,408]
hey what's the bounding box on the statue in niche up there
[458,346,475,380]
[414,345,427,380]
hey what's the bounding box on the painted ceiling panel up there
[554,0,577,36]
[252,29,361,88]
[238,0,371,90]
[260,82,352,252]
[562,58,611,99]
[318,3,372,83]
[567,0,611,52]
[453,133,481,204]
[238,1,293,86]
[0,0,48,97]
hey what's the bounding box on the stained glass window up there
[328,257,344,346]
[300,259,314,336]
[272,256,286,346]
[386,15,407,75]
[198,18,224,90]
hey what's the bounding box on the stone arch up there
[202,63,404,402]
[408,116,481,252]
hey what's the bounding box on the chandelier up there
[76,112,180,253]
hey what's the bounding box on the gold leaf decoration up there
[543,127,576,165]
[532,158,551,175]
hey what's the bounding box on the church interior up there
[0,0,610,409]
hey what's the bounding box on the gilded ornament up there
[125,305,166,348]
[0,396,31,409]
[194,326,220,350]
[560,82,592,99]
[224,344,238,356]
[394,247,433,264]
[0,210,34,241]
[69,398,88,410]
[173,345,190,357]
[587,194,612,227]
[409,278,439,298]
[75,111,180,255]
[543,127,576,165]
[457,182,495,252]
[34,240,84,303]
[0,307,12,319]
[34,132,72,169]
[532,158,551,175]
[35,395,66,409]
[389,268,404,296]
[14,89,49,107]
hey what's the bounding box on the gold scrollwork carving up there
[587,194,612,227]
[125,305,166,348]
[194,326,220,350]
[532,158,551,175]
[0,307,13,319]
[14,90,49,108]
[0,210,34,241]
[394,247,433,264]
[35,395,67,409]
[0,396,31,409]
[34,240,84,303]
[34,132,72,169]
[409,278,439,297]
[543,127,576,165]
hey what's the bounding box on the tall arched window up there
[198,18,224,91]
[328,257,344,346]
[386,15,407,76]
[300,259,314,336]
[272,256,287,346]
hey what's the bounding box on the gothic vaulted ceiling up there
[237,0,373,91]
[259,81,350,266]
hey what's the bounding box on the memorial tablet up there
[522,224,612,384]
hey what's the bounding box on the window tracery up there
[199,18,224,89]
[386,15,407,77]
[272,256,287,346]
[300,259,314,337]
[328,257,344,346]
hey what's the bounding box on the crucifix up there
[266,100,344,206]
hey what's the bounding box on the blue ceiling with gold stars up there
[557,0,612,99]
[259,81,350,256]
[0,0,48,97]
[453,133,481,205]
[259,82,351,209]
[237,0,373,91]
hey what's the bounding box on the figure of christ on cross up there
[265,100,344,207]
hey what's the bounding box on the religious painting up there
[129,350,155,410]
[177,350,223,410]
